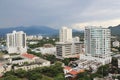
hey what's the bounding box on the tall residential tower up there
[80,26,112,65]
[84,26,111,57]
[59,27,72,42]
[7,31,27,54]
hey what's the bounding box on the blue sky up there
[0,0,120,29]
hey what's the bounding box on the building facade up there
[12,53,50,71]
[112,40,120,47]
[7,31,27,54]
[118,58,120,68]
[56,27,83,59]
[27,35,43,40]
[56,42,83,58]
[81,26,112,65]
[84,26,111,57]
[59,27,72,42]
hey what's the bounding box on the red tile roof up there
[78,69,85,73]
[0,74,3,78]
[64,66,72,71]
[21,53,36,59]
[69,70,78,75]
[0,63,2,66]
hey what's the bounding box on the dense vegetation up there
[0,64,112,80]
[0,62,65,80]
[109,24,120,36]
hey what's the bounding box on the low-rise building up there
[74,59,102,72]
[64,66,84,78]
[94,77,113,80]
[0,53,50,76]
[0,63,11,77]
[112,40,120,47]
[10,53,50,71]
[56,42,83,59]
[14,58,50,71]
[0,63,4,77]
[118,58,120,68]
[32,47,56,55]
[28,41,38,45]
[80,54,112,65]
[27,35,43,40]
[7,31,27,54]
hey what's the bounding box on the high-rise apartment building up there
[84,26,111,57]
[7,31,27,54]
[56,27,83,59]
[59,27,72,42]
[80,26,111,65]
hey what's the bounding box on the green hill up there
[109,24,120,36]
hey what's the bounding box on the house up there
[64,66,84,78]
[11,53,50,71]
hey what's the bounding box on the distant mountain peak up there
[109,24,120,36]
[0,26,58,36]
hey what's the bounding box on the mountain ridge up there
[1,24,120,37]
[0,26,58,36]
[108,24,120,36]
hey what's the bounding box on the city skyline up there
[0,0,120,30]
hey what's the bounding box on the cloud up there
[0,0,120,28]
[71,19,120,30]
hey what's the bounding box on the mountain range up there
[0,25,120,36]
[108,24,120,36]
[0,26,58,36]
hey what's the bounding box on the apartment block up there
[7,31,27,54]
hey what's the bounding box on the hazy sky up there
[0,0,120,29]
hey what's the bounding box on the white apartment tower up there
[59,27,72,42]
[84,26,111,56]
[81,26,112,65]
[7,31,27,54]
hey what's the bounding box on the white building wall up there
[7,31,27,54]
[59,27,72,42]
[80,54,112,65]
[113,40,120,47]
[14,61,50,71]
[82,26,112,65]
[73,37,80,42]
[84,26,111,56]
[56,42,82,58]
[56,26,83,58]
[118,59,120,68]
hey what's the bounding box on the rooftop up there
[0,63,2,66]
[69,70,78,75]
[64,66,72,71]
[21,53,37,59]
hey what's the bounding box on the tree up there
[0,75,21,80]
[96,64,109,77]
[43,54,57,63]
[62,58,70,65]
[4,70,15,76]
[54,73,66,80]
[111,57,118,67]
[27,71,42,80]
[117,76,120,80]
[62,58,78,66]
[14,69,27,78]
